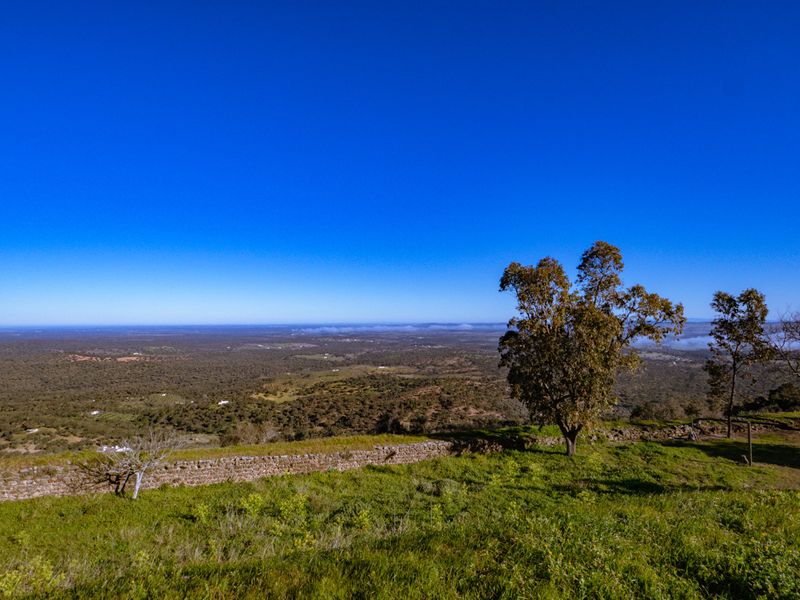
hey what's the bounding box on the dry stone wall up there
[0,441,455,502]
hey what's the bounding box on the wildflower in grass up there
[191,502,212,525]
[429,504,444,531]
[0,557,64,597]
[353,508,372,532]
[239,492,267,517]
[277,493,309,526]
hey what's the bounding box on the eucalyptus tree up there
[773,311,800,379]
[704,289,772,438]
[499,241,685,456]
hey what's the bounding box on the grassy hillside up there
[1,431,799,598]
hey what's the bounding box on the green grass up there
[293,353,347,362]
[256,362,416,388]
[0,449,99,470]
[172,434,429,460]
[1,432,799,598]
[249,390,300,403]
[145,393,186,405]
[741,412,800,426]
[247,363,418,404]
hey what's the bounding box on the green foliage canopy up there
[499,241,685,455]
[705,289,772,436]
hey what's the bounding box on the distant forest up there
[0,326,794,454]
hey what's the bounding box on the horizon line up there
[0,318,718,329]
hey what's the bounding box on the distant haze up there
[0,322,713,351]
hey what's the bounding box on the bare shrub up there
[80,429,181,499]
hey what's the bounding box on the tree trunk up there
[565,434,577,457]
[132,471,144,500]
[118,472,132,496]
[727,366,737,438]
[726,405,732,438]
[558,424,581,457]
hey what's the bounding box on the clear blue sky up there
[1,1,799,325]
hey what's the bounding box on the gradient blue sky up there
[2,1,799,325]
